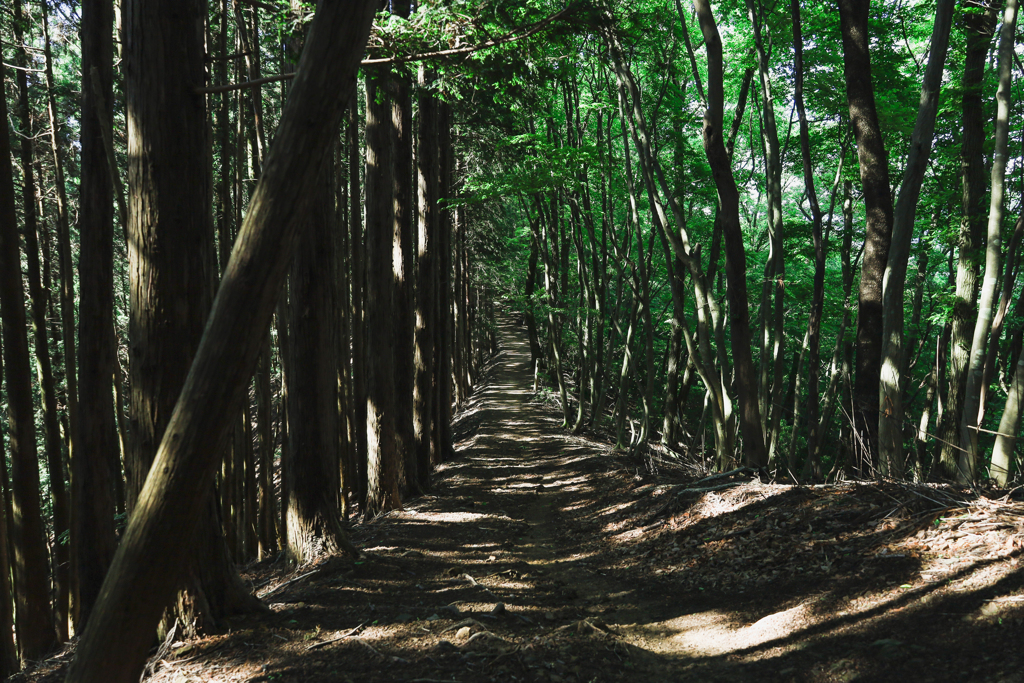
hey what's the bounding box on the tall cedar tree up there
[284,13,355,560]
[0,58,57,665]
[414,66,439,487]
[392,0,419,494]
[73,0,118,629]
[365,68,403,513]
[123,0,261,636]
[11,0,70,640]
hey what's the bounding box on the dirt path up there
[22,317,1024,683]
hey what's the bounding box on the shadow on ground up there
[15,317,1024,683]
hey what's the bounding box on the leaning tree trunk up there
[65,3,376,681]
[838,0,895,477]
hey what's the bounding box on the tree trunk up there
[364,68,402,514]
[524,216,543,373]
[437,103,456,461]
[286,142,353,562]
[693,0,767,467]
[256,335,276,557]
[0,389,17,675]
[980,214,1024,415]
[42,1,80,514]
[124,0,261,637]
[838,0,895,476]
[414,66,438,491]
[0,59,58,663]
[877,0,955,478]
[745,0,786,465]
[337,139,355,516]
[959,0,1019,483]
[791,0,826,480]
[73,0,119,633]
[65,3,376,680]
[348,101,368,504]
[937,4,998,476]
[11,0,69,640]
[604,20,734,465]
[991,347,1024,483]
[390,5,418,494]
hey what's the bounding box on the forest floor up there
[17,317,1024,683]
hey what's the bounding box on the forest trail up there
[25,317,1024,683]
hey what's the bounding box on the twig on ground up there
[259,569,318,598]
[462,631,506,647]
[305,622,367,650]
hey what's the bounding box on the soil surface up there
[18,318,1024,682]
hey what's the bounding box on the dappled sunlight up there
[128,318,1024,683]
[391,510,501,524]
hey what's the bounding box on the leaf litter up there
[12,320,1024,683]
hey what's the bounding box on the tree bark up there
[693,0,767,467]
[124,0,262,637]
[0,59,58,664]
[364,67,402,514]
[877,0,955,478]
[838,0,895,476]
[73,0,118,631]
[65,3,376,680]
[959,0,1019,483]
[937,4,998,476]
[414,66,438,490]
